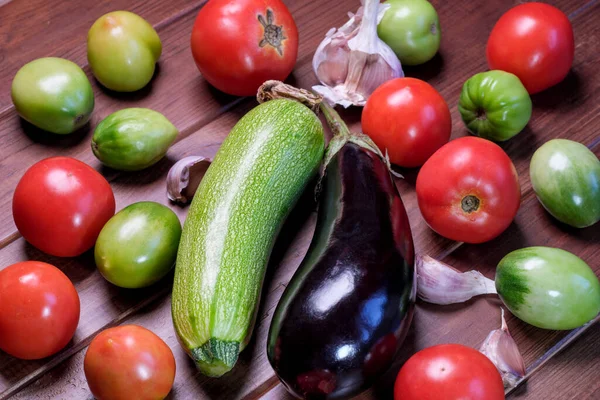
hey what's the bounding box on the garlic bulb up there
[312,0,403,107]
[480,309,526,389]
[416,255,497,305]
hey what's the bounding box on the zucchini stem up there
[190,338,240,377]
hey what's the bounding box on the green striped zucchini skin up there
[172,99,325,377]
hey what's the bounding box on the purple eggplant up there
[264,86,415,400]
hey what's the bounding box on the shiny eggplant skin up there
[267,142,416,399]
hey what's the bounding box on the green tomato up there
[95,202,181,289]
[496,247,600,330]
[92,108,178,171]
[11,57,94,134]
[87,11,161,92]
[530,139,600,228]
[458,70,532,141]
[377,0,441,66]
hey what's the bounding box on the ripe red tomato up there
[394,344,505,400]
[84,325,176,400]
[486,3,574,94]
[13,157,115,257]
[416,137,520,243]
[362,77,451,168]
[0,261,80,359]
[190,0,299,96]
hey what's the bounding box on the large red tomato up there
[394,344,505,400]
[0,261,80,359]
[84,325,176,400]
[13,157,115,257]
[191,0,299,96]
[362,78,451,167]
[486,3,574,94]
[416,137,520,243]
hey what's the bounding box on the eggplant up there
[265,90,416,400]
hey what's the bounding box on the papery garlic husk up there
[312,0,403,107]
[480,308,526,389]
[166,156,212,204]
[416,254,497,305]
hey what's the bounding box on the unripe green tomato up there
[458,70,532,141]
[378,0,441,66]
[94,202,182,289]
[496,247,600,330]
[11,57,94,134]
[92,108,178,171]
[530,139,600,228]
[87,11,161,92]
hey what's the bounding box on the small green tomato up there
[87,11,161,92]
[458,70,532,141]
[378,0,441,66]
[496,247,600,330]
[92,108,178,171]
[530,139,600,228]
[11,57,94,134]
[94,202,181,288]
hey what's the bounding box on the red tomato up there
[84,325,176,400]
[486,3,574,94]
[394,344,505,400]
[12,157,115,257]
[191,0,299,96]
[362,77,451,168]
[416,137,520,243]
[0,261,80,359]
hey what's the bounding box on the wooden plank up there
[1,0,598,399]
[0,0,205,111]
[0,101,451,398]
[7,181,597,399]
[507,324,600,400]
[0,0,356,247]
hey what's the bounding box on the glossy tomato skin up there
[0,261,80,360]
[191,0,298,96]
[362,77,451,167]
[416,137,520,243]
[458,70,532,142]
[84,325,176,400]
[95,201,182,288]
[486,3,574,94]
[394,344,505,400]
[13,157,115,257]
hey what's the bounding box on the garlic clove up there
[480,308,526,389]
[312,0,403,107]
[166,156,212,205]
[416,254,497,305]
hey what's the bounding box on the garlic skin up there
[480,309,526,389]
[167,156,212,204]
[312,0,403,107]
[416,254,497,305]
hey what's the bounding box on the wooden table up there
[0,0,599,399]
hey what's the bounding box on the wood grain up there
[507,323,600,400]
[0,0,359,247]
[0,0,598,399]
[0,0,205,111]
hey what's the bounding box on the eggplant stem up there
[319,100,397,176]
[256,80,401,179]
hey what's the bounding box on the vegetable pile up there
[1,1,597,400]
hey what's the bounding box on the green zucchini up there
[171,99,325,377]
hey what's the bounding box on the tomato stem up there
[461,195,480,213]
[476,108,487,121]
